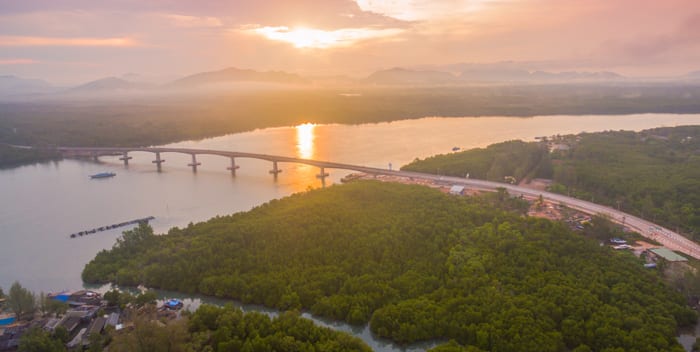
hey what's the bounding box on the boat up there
[90,172,116,179]
[452,147,461,151]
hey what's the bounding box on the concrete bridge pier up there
[152,152,165,171]
[316,167,330,180]
[119,152,132,165]
[269,161,282,178]
[227,157,240,176]
[187,154,201,172]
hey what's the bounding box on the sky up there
[0,0,699,85]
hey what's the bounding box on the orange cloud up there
[163,14,223,28]
[0,58,38,65]
[0,36,139,47]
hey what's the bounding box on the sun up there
[250,26,401,49]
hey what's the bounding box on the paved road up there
[47,146,700,260]
[388,170,700,260]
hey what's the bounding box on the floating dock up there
[69,216,155,239]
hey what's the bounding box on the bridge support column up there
[152,152,165,171]
[316,167,330,188]
[269,161,282,178]
[92,152,99,162]
[119,152,132,165]
[316,167,329,180]
[187,154,201,172]
[227,157,240,176]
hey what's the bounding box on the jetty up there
[69,216,155,239]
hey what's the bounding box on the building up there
[449,185,465,195]
[648,248,688,262]
[105,313,120,328]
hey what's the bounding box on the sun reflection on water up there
[296,123,315,159]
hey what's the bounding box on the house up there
[648,248,688,262]
[105,313,120,328]
[449,185,465,195]
[549,143,570,153]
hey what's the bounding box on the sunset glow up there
[250,26,402,49]
[0,35,139,47]
[296,123,316,159]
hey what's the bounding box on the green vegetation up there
[107,304,370,352]
[83,181,695,351]
[6,281,36,321]
[3,84,700,166]
[403,125,700,239]
[17,327,66,352]
[403,140,552,181]
[37,292,69,317]
[0,144,60,168]
[183,305,371,352]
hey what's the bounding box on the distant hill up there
[365,67,457,85]
[168,67,309,88]
[685,70,700,79]
[365,66,624,85]
[459,68,623,83]
[0,75,57,96]
[68,77,151,92]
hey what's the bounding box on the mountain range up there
[1,65,700,99]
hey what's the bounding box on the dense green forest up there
[403,126,700,239]
[83,181,695,351]
[402,140,553,181]
[3,84,700,166]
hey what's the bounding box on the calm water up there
[2,113,700,350]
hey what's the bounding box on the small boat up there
[90,172,116,179]
[452,147,461,152]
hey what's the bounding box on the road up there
[28,145,700,260]
[387,170,700,260]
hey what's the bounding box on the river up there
[2,113,700,350]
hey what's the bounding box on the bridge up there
[56,146,700,260]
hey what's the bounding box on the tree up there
[37,292,47,316]
[0,286,5,299]
[17,327,65,352]
[134,290,157,308]
[7,281,35,320]
[109,314,188,352]
[45,299,68,317]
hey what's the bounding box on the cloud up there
[619,13,700,57]
[163,14,223,28]
[0,36,140,47]
[0,58,39,65]
[355,0,503,21]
